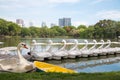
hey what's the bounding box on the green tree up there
[0,18,8,35]
[49,28,58,37]
[29,26,40,37]
[77,25,87,29]
[116,21,120,38]
[85,26,94,38]
[7,22,21,36]
[21,27,30,37]
[0,18,21,36]
[69,29,79,37]
[63,26,76,35]
[94,19,117,38]
[51,26,66,36]
[77,25,87,38]
[39,27,50,37]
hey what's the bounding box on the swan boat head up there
[104,40,111,48]
[46,39,53,52]
[70,39,79,51]
[97,39,105,49]
[59,39,67,51]
[55,39,67,54]
[80,39,88,50]
[89,40,97,50]
[27,40,37,56]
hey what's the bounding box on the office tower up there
[16,19,24,27]
[41,22,47,27]
[51,23,56,27]
[29,22,33,27]
[59,18,71,27]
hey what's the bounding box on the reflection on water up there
[45,54,120,73]
[0,37,120,73]
[0,37,21,48]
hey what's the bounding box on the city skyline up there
[59,18,71,27]
[16,19,24,27]
[0,0,120,27]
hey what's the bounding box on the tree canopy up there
[0,18,21,36]
[0,18,120,39]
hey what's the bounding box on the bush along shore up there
[0,71,120,80]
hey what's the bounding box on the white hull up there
[77,55,82,57]
[81,54,89,57]
[116,51,120,54]
[68,55,76,58]
[48,57,52,60]
[89,53,98,57]
[107,52,115,55]
[52,56,61,60]
[63,56,68,59]
[98,53,107,56]
[32,57,44,61]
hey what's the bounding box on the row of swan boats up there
[0,39,120,73]
[0,42,76,73]
[28,39,120,61]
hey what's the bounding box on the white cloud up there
[0,0,80,10]
[0,0,19,2]
[49,0,80,3]
[0,0,80,8]
[91,0,104,4]
[96,10,120,19]
[0,0,48,9]
[91,0,110,4]
[0,4,24,10]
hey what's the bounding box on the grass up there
[0,71,120,80]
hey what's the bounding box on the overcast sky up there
[0,0,120,27]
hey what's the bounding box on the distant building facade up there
[59,18,71,27]
[16,19,24,27]
[29,21,33,27]
[51,23,56,27]
[41,22,47,27]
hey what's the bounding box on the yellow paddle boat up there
[34,61,77,73]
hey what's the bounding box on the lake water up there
[0,37,120,73]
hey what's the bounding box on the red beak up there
[24,45,28,49]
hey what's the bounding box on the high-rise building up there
[41,22,47,27]
[51,23,56,27]
[16,19,24,27]
[29,21,33,27]
[59,18,71,27]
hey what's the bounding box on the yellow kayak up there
[33,61,77,73]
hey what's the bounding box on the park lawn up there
[0,71,120,80]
